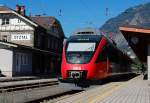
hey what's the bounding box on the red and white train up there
[61,28,132,83]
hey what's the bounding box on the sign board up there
[11,34,31,41]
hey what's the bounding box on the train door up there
[95,45,109,78]
[15,53,21,74]
[107,44,119,74]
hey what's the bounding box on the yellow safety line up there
[76,75,140,103]
[76,84,121,103]
[89,83,128,103]
[88,75,141,103]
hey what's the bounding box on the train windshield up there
[66,42,96,64]
[67,43,96,52]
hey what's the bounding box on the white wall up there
[10,18,26,25]
[0,19,2,25]
[148,43,150,80]
[0,49,13,77]
[0,18,34,30]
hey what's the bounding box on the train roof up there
[73,27,102,35]
[67,34,133,63]
[72,28,116,43]
[67,34,102,42]
[67,34,119,52]
[68,28,133,62]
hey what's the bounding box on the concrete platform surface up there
[0,78,58,88]
[0,75,58,82]
[50,75,150,103]
[0,76,38,82]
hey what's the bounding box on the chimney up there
[16,5,21,14]
[20,6,25,16]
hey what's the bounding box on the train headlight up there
[72,66,81,70]
[69,71,81,79]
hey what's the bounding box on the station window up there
[2,18,9,25]
[37,36,41,47]
[47,39,50,48]
[55,42,58,50]
[51,26,58,33]
[20,53,29,65]
[54,40,58,50]
[18,19,21,23]
[24,54,29,65]
[51,39,54,49]
[2,35,8,42]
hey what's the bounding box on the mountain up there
[100,2,150,50]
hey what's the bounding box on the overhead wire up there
[40,0,47,16]
[79,0,99,27]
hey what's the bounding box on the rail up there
[0,80,58,93]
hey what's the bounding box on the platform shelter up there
[120,25,150,80]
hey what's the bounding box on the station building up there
[120,25,150,80]
[0,5,65,77]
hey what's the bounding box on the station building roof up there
[120,25,150,62]
[0,5,65,38]
[0,40,60,56]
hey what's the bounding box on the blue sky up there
[0,0,149,37]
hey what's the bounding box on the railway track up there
[0,80,58,93]
[29,89,84,103]
[37,74,138,103]
[0,77,38,83]
[0,82,84,103]
[0,74,137,103]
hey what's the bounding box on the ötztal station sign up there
[11,34,31,41]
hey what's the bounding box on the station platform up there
[0,76,38,82]
[53,75,150,103]
[0,78,58,88]
[0,74,58,82]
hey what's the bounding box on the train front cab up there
[60,35,132,83]
[61,36,110,82]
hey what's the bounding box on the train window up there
[107,45,118,62]
[96,46,107,63]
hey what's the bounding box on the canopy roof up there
[120,25,150,62]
